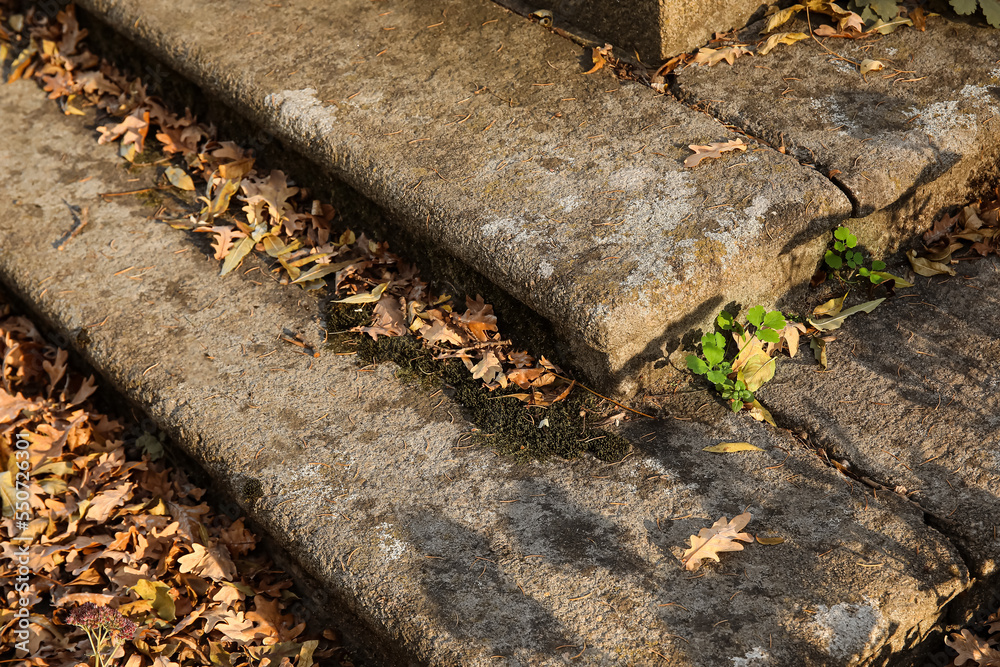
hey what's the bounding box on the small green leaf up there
[716,310,735,331]
[834,227,850,241]
[747,305,765,328]
[756,328,780,344]
[872,260,886,271]
[687,355,709,374]
[706,369,728,384]
[825,251,843,270]
[703,342,725,367]
[762,310,786,330]
[869,271,913,288]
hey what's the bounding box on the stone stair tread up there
[0,78,970,666]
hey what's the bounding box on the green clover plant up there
[824,226,888,285]
[686,306,786,412]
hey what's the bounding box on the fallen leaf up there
[764,4,804,32]
[757,32,808,55]
[334,282,389,304]
[164,166,195,191]
[810,336,828,369]
[702,442,762,453]
[943,629,1000,666]
[680,513,753,570]
[755,536,785,545]
[691,45,751,67]
[177,543,237,581]
[812,292,848,318]
[867,271,913,288]
[684,139,747,168]
[747,399,776,427]
[860,59,885,76]
[907,249,956,277]
[808,298,885,332]
[132,578,176,622]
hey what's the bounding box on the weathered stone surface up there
[0,80,969,665]
[494,0,781,63]
[676,15,1000,236]
[75,0,851,397]
[756,254,1000,585]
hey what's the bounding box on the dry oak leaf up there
[684,139,747,168]
[944,629,1000,666]
[177,542,237,582]
[458,294,498,342]
[681,512,753,570]
[691,45,751,67]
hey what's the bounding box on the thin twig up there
[551,372,654,419]
[805,6,859,68]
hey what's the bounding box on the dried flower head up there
[67,602,137,643]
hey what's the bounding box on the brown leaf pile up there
[0,295,348,665]
[910,194,1000,276]
[2,4,578,408]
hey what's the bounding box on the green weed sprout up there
[686,306,786,412]
[824,226,887,284]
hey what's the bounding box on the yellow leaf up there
[810,336,828,369]
[132,579,176,621]
[583,46,605,74]
[739,355,776,392]
[812,292,848,317]
[747,399,776,427]
[703,442,763,453]
[907,249,955,277]
[220,235,255,276]
[756,536,785,545]
[757,32,808,55]
[334,282,389,304]
[860,59,885,76]
[165,166,195,191]
[764,4,804,32]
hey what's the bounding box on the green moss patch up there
[326,303,631,462]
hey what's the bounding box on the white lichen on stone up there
[538,260,554,278]
[731,647,772,666]
[809,597,887,659]
[374,523,408,561]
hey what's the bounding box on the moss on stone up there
[326,303,631,462]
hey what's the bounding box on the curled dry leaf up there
[684,139,747,168]
[758,32,808,55]
[860,59,885,76]
[808,298,885,332]
[907,249,956,277]
[681,512,753,570]
[691,45,751,67]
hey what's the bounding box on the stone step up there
[75,0,852,398]
[675,13,1000,233]
[0,77,973,665]
[493,0,781,63]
